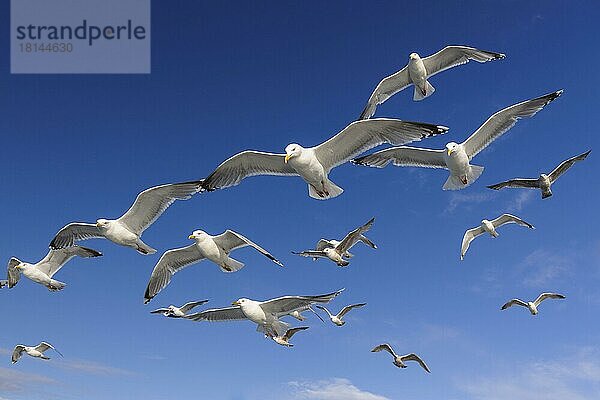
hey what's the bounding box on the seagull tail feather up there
[413,80,435,101]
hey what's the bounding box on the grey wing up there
[144,245,205,303]
[423,45,505,78]
[36,246,102,278]
[314,119,448,171]
[201,151,297,191]
[501,299,528,310]
[180,300,210,313]
[359,67,411,120]
[353,146,447,169]
[336,218,375,254]
[212,230,283,266]
[548,150,591,183]
[401,353,431,373]
[35,342,61,357]
[117,181,202,235]
[534,292,566,307]
[185,306,247,322]
[12,345,25,363]
[49,223,104,249]
[461,226,485,260]
[315,239,334,251]
[487,178,540,190]
[150,308,170,314]
[283,326,309,340]
[338,303,367,318]
[462,90,562,159]
[292,250,328,259]
[260,289,344,317]
[371,343,397,357]
[7,258,21,288]
[491,214,534,229]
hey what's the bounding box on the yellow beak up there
[231,301,241,306]
[447,149,453,156]
[188,235,195,240]
[284,154,291,163]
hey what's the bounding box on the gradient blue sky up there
[1,1,599,400]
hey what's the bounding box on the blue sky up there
[1,1,599,399]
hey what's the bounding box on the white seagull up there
[200,119,448,200]
[144,229,283,303]
[0,280,8,288]
[150,300,209,318]
[12,342,63,364]
[286,307,325,323]
[292,218,375,266]
[501,292,565,315]
[353,90,562,190]
[359,45,505,119]
[487,150,591,199]
[185,289,344,337]
[7,246,102,291]
[371,344,431,373]
[315,303,366,326]
[461,214,534,260]
[272,326,309,347]
[315,232,376,259]
[50,180,203,255]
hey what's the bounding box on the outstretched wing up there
[260,289,344,317]
[212,230,283,266]
[359,67,411,120]
[180,300,210,313]
[315,239,335,251]
[371,343,397,358]
[462,90,562,159]
[461,226,485,260]
[422,46,505,78]
[35,342,62,357]
[338,303,367,318]
[490,214,534,230]
[501,299,529,310]
[185,306,247,322]
[283,326,309,341]
[292,250,328,259]
[49,223,104,249]
[534,292,566,307]
[336,218,375,254]
[401,353,431,373]
[150,308,170,314]
[353,146,447,169]
[487,178,540,191]
[7,258,21,288]
[12,345,25,363]
[548,150,591,183]
[36,246,102,278]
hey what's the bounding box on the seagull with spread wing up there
[371,344,430,373]
[49,180,203,255]
[151,300,209,318]
[200,119,447,200]
[354,90,562,190]
[487,150,591,199]
[272,326,309,347]
[461,214,534,260]
[185,289,344,337]
[292,218,375,266]
[359,45,505,119]
[144,229,283,303]
[12,342,63,364]
[501,292,565,315]
[0,280,8,289]
[315,303,366,326]
[7,246,102,291]
[314,229,376,259]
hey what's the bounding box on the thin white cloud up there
[56,358,135,377]
[445,191,494,213]
[0,366,56,394]
[520,248,571,287]
[506,190,535,212]
[289,378,390,400]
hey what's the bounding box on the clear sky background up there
[1,1,599,399]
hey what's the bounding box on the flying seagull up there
[315,303,366,326]
[272,326,309,347]
[50,180,203,255]
[501,292,565,315]
[12,342,63,364]
[359,45,505,119]
[185,289,344,337]
[151,300,209,318]
[7,246,102,291]
[0,280,8,288]
[292,218,375,266]
[200,119,448,200]
[315,232,376,259]
[461,214,534,260]
[487,150,591,199]
[354,90,562,190]
[286,307,325,323]
[371,344,430,373]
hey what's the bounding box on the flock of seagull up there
[3,45,591,375]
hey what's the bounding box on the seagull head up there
[445,142,459,156]
[231,298,249,307]
[96,219,110,228]
[409,52,420,61]
[188,230,207,240]
[284,144,303,163]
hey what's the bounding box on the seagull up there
[359,45,505,119]
[12,342,63,364]
[150,300,209,318]
[371,344,430,373]
[461,214,534,260]
[315,232,376,259]
[487,150,591,199]
[292,218,375,266]
[185,289,344,337]
[286,306,325,323]
[200,119,448,200]
[0,280,8,288]
[144,229,283,303]
[49,180,203,255]
[315,303,366,326]
[7,246,102,291]
[272,326,309,347]
[501,292,565,315]
[353,90,562,190]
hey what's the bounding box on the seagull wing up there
[371,343,397,358]
[150,308,171,314]
[490,214,534,229]
[462,90,562,159]
[358,235,377,249]
[260,289,344,317]
[36,246,102,278]
[487,178,541,190]
[548,150,591,183]
[144,245,205,303]
[315,239,334,251]
[12,345,25,363]
[337,303,367,318]
[422,46,505,78]
[7,258,21,288]
[461,226,485,260]
[534,292,566,307]
[49,223,104,249]
[117,181,202,235]
[292,250,328,259]
[185,306,247,322]
[283,326,309,340]
[180,300,210,313]
[314,119,448,171]
[359,67,411,120]
[501,299,529,310]
[212,230,283,266]
[353,146,447,169]
[35,342,62,357]
[401,353,431,373]
[336,218,375,254]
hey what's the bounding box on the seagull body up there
[359,46,505,119]
[461,214,534,260]
[144,229,283,303]
[272,326,309,347]
[488,150,591,199]
[200,119,448,200]
[501,292,565,315]
[371,344,430,373]
[185,289,344,337]
[354,91,562,190]
[7,246,102,291]
[151,300,209,318]
[12,342,62,363]
[316,303,366,326]
[316,233,376,259]
[50,181,203,254]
